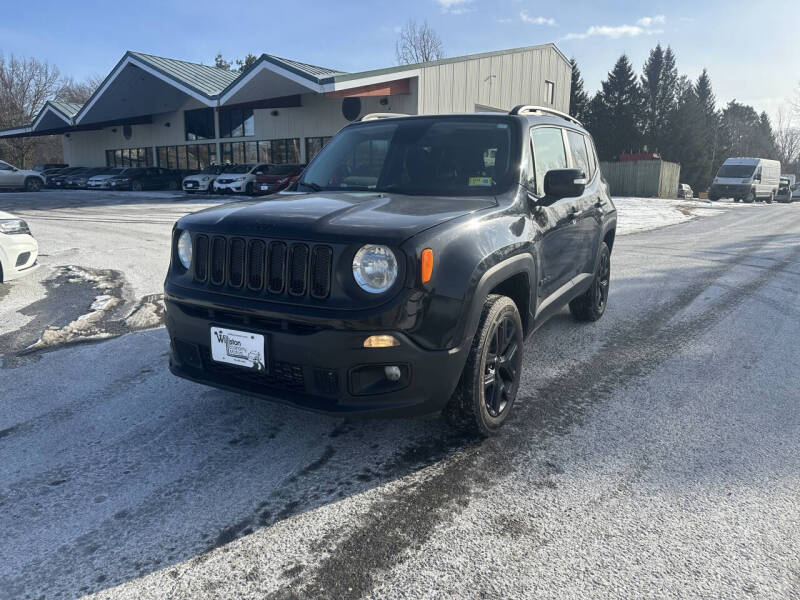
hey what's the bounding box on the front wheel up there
[744,190,755,203]
[446,294,523,436]
[25,177,42,192]
[766,192,774,204]
[570,242,611,322]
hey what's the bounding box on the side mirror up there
[544,168,586,200]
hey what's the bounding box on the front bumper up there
[0,233,39,281]
[164,296,466,417]
[183,180,212,192]
[87,181,112,189]
[709,184,751,199]
[213,180,248,193]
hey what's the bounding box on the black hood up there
[177,191,497,244]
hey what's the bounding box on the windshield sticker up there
[469,177,493,187]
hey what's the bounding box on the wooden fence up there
[599,160,681,198]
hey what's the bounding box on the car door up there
[564,129,602,275]
[530,126,581,300]
[0,161,15,188]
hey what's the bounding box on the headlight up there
[177,230,192,270]
[0,218,31,235]
[202,176,210,181]
[352,245,398,293]
[741,179,750,184]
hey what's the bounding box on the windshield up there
[298,117,518,196]
[226,163,257,174]
[103,168,123,175]
[717,164,755,178]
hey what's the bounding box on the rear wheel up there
[24,177,42,192]
[446,294,523,436]
[766,192,774,204]
[570,242,611,322]
[744,190,755,203]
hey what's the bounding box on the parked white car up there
[87,167,132,189]
[212,163,270,194]
[0,160,45,192]
[182,165,231,193]
[0,211,38,282]
[791,183,800,202]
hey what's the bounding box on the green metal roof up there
[129,51,241,97]
[254,54,345,83]
[46,101,83,119]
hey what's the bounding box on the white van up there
[709,157,781,203]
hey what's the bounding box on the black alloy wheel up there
[447,294,524,436]
[25,178,42,192]
[569,241,611,322]
[482,313,521,418]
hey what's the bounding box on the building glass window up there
[305,137,332,162]
[105,147,155,167]
[184,108,215,141]
[219,138,301,165]
[219,107,255,138]
[544,80,555,105]
[155,144,217,169]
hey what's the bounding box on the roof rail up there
[509,105,582,126]
[360,112,410,122]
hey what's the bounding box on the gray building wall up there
[417,45,570,114]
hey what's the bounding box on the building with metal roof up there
[0,43,570,169]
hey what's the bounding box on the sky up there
[2,0,798,118]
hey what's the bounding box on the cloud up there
[519,10,556,26]
[563,15,665,40]
[636,15,666,27]
[436,0,474,14]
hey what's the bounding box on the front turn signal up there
[363,335,400,348]
[421,248,434,283]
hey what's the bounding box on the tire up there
[446,294,524,436]
[245,182,254,195]
[131,181,143,192]
[24,177,42,192]
[569,242,611,322]
[766,192,774,204]
[744,190,755,203]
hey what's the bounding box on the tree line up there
[569,46,800,192]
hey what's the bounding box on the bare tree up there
[774,105,800,169]
[57,73,104,104]
[395,20,444,65]
[0,53,62,167]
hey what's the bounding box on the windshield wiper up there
[299,181,322,192]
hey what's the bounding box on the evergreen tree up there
[641,44,678,153]
[756,111,777,158]
[569,58,589,123]
[586,54,644,160]
[694,69,721,186]
[663,77,706,189]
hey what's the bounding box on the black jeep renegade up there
[164,107,616,435]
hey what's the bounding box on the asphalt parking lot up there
[1,190,799,599]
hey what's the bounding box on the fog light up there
[363,335,400,348]
[384,366,402,381]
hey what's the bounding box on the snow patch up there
[614,197,726,236]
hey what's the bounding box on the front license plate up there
[210,327,267,372]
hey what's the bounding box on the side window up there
[0,161,12,171]
[566,130,591,179]
[524,138,536,192]
[531,127,567,196]
[585,136,598,179]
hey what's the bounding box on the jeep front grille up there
[192,234,333,300]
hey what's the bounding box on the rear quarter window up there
[566,130,592,179]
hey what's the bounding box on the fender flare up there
[459,252,537,347]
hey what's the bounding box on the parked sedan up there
[0,211,38,282]
[182,165,232,193]
[107,167,181,191]
[0,160,45,192]
[252,164,306,196]
[47,167,87,188]
[212,163,270,194]
[64,168,114,189]
[87,168,134,189]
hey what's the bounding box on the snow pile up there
[614,197,726,236]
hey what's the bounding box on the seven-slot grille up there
[192,234,333,299]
